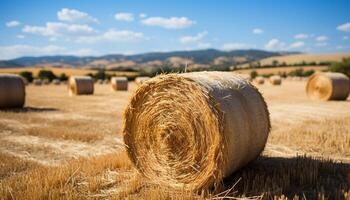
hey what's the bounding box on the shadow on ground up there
[222,156,350,199]
[1,106,59,113]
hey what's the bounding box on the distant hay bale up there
[135,76,150,85]
[33,79,42,86]
[123,71,270,190]
[68,76,94,96]
[306,72,350,101]
[103,79,109,84]
[253,76,265,84]
[97,79,104,84]
[52,79,61,85]
[0,74,25,108]
[43,79,50,85]
[111,77,128,91]
[269,75,282,85]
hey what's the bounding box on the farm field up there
[236,65,328,75]
[0,77,349,199]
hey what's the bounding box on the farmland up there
[0,77,349,199]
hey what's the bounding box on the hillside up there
[0,49,283,69]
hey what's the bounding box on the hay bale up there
[97,79,104,84]
[253,76,265,84]
[123,71,270,190]
[0,74,25,108]
[269,75,282,85]
[306,72,350,101]
[68,76,94,96]
[52,79,61,85]
[43,79,50,85]
[135,76,150,85]
[103,79,109,84]
[111,77,128,91]
[33,79,42,86]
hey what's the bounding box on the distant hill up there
[0,49,285,68]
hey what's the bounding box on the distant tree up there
[250,70,258,79]
[94,69,107,80]
[19,71,33,82]
[329,58,350,78]
[272,60,279,67]
[58,73,68,81]
[38,69,56,81]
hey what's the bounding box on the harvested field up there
[0,78,349,199]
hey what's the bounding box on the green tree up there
[272,60,279,67]
[38,70,57,81]
[250,70,258,79]
[19,71,33,82]
[329,58,350,78]
[58,73,68,81]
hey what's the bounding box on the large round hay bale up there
[135,76,150,85]
[111,77,128,91]
[0,74,25,108]
[253,76,265,84]
[33,79,42,86]
[68,76,94,96]
[52,79,61,85]
[306,72,350,101]
[269,75,282,85]
[123,71,270,190]
[43,79,50,85]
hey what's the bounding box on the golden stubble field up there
[0,78,349,199]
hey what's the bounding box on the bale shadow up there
[221,156,350,199]
[1,106,59,113]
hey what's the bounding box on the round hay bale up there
[52,79,61,85]
[135,76,150,85]
[253,76,265,85]
[33,79,42,86]
[103,79,109,84]
[43,79,50,85]
[97,79,104,84]
[68,76,94,96]
[111,77,128,91]
[0,74,25,108]
[306,72,350,101]
[123,71,270,190]
[269,75,282,85]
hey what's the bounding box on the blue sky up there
[0,0,350,59]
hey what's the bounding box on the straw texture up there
[269,75,282,85]
[111,77,128,91]
[68,76,94,96]
[306,72,350,100]
[123,71,270,190]
[254,76,265,84]
[135,76,150,85]
[0,74,25,108]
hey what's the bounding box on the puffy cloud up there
[252,28,264,34]
[6,20,20,27]
[76,29,144,43]
[289,41,305,48]
[139,13,147,18]
[343,36,349,40]
[22,22,96,37]
[179,31,207,44]
[222,43,252,51]
[337,22,350,32]
[265,39,285,50]
[315,42,328,47]
[57,8,98,23]
[0,44,95,60]
[315,36,328,42]
[294,33,308,39]
[141,17,195,29]
[115,12,134,21]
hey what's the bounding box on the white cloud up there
[141,17,195,29]
[179,31,207,44]
[315,36,328,42]
[115,12,134,22]
[289,41,305,48]
[197,42,211,49]
[0,44,96,60]
[337,22,350,32]
[294,33,308,39]
[76,29,144,43]
[6,20,20,27]
[57,8,98,23]
[16,35,25,39]
[315,42,328,47]
[23,22,96,37]
[222,43,252,51]
[265,39,285,50]
[139,13,147,18]
[252,28,263,34]
[343,36,349,40]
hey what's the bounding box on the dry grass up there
[1,79,350,199]
[237,65,328,75]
